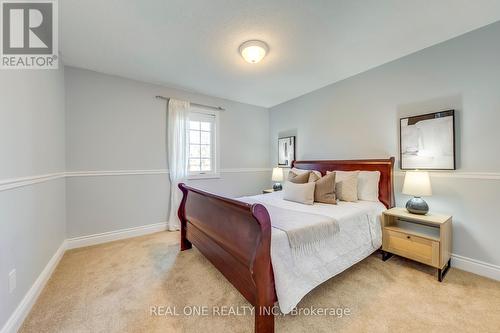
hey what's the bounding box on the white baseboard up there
[3,224,498,333]
[451,253,500,281]
[0,241,66,333]
[1,222,168,333]
[65,222,167,250]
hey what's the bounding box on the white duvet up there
[238,191,385,314]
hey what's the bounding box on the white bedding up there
[238,191,385,314]
[241,198,339,255]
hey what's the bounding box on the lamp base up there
[273,183,282,191]
[406,197,429,215]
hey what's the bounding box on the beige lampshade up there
[271,167,284,182]
[402,171,432,197]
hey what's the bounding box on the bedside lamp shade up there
[271,167,284,182]
[271,167,283,191]
[402,171,432,196]
[403,171,432,215]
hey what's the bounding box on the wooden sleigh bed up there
[178,158,395,333]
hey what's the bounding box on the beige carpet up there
[20,231,500,333]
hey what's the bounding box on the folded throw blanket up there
[241,199,339,256]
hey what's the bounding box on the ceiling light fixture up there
[239,40,268,64]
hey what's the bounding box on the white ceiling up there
[61,0,500,108]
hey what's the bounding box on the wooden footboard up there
[178,183,277,333]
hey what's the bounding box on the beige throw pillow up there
[307,172,320,183]
[312,172,336,204]
[358,171,380,201]
[287,170,311,184]
[283,181,315,205]
[327,171,358,202]
[290,167,322,180]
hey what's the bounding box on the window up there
[188,110,219,178]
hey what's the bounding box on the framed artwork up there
[400,110,455,170]
[278,136,295,168]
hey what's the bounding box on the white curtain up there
[167,98,190,231]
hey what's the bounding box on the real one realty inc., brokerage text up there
[150,305,352,318]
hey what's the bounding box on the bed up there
[178,158,395,333]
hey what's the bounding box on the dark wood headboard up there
[292,157,395,208]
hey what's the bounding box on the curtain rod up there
[155,95,225,111]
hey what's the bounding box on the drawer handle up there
[406,235,411,239]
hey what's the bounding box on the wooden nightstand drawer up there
[384,229,440,267]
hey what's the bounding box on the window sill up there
[188,173,221,180]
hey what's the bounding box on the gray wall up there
[0,68,66,328]
[65,67,270,237]
[269,22,500,266]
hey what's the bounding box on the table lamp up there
[271,167,284,191]
[402,171,432,215]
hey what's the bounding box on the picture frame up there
[278,136,295,168]
[400,110,456,170]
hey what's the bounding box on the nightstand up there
[262,189,274,194]
[381,207,452,282]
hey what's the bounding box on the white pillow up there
[291,167,322,180]
[358,171,380,201]
[283,181,315,205]
[329,170,380,202]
